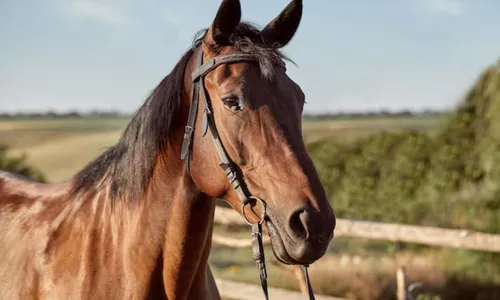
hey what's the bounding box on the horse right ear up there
[206,0,241,46]
[260,0,302,48]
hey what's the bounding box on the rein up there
[180,47,316,299]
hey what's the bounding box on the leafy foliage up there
[308,60,500,230]
[0,144,46,182]
[307,59,500,286]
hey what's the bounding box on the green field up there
[0,117,128,183]
[0,115,442,183]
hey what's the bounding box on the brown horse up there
[0,0,336,299]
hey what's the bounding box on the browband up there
[191,52,258,82]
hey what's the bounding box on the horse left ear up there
[260,0,303,48]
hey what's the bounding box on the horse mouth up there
[264,217,303,265]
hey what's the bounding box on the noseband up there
[180,47,316,300]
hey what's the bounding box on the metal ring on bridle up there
[241,196,266,225]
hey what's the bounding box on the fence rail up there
[213,207,500,253]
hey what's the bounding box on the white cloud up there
[57,0,125,25]
[415,0,465,17]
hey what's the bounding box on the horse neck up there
[51,118,216,298]
[110,130,217,298]
[87,47,217,297]
[152,164,217,298]
[148,76,217,298]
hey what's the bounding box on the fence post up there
[292,265,308,294]
[396,267,406,300]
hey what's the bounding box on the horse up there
[0,0,336,299]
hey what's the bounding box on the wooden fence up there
[212,207,500,299]
[213,207,500,253]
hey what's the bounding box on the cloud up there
[415,0,465,17]
[57,0,125,25]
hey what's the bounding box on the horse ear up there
[206,0,241,46]
[260,0,303,48]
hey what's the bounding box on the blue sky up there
[1,0,499,114]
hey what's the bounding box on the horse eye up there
[222,96,242,111]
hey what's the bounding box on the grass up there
[303,115,444,143]
[0,117,129,148]
[0,117,128,183]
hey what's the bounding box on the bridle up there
[180,46,316,299]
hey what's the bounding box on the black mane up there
[70,22,288,201]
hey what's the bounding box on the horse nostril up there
[287,208,309,240]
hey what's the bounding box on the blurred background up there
[1,0,500,299]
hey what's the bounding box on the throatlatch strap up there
[180,48,204,172]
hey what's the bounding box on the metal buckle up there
[242,196,266,225]
[183,126,194,139]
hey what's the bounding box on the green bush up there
[307,59,500,285]
[308,60,500,230]
[0,144,46,183]
[308,130,434,224]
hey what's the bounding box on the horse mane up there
[70,22,289,202]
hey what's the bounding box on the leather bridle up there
[180,46,316,300]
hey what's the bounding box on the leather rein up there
[180,47,316,300]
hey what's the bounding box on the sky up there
[0,0,499,114]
